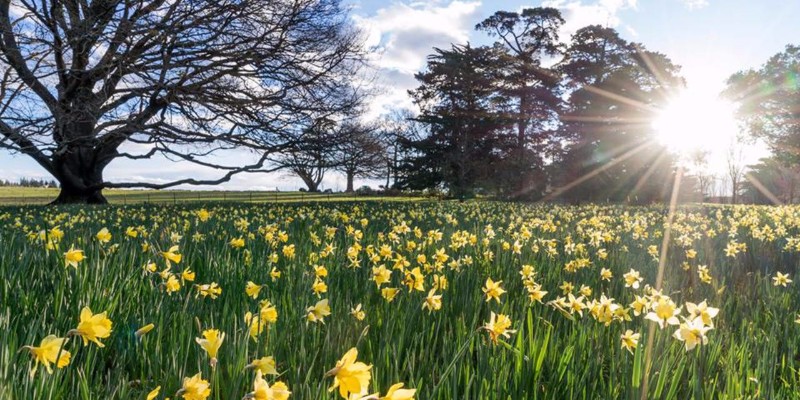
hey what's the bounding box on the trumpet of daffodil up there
[630,295,649,316]
[422,289,442,313]
[566,293,587,317]
[161,245,182,265]
[589,294,619,325]
[230,237,245,248]
[196,282,222,299]
[282,244,295,259]
[483,312,515,344]
[181,268,196,282]
[685,300,719,327]
[482,277,506,303]
[196,208,211,222]
[325,347,372,399]
[623,269,643,289]
[246,281,263,299]
[165,274,181,294]
[125,227,139,238]
[270,267,282,281]
[70,306,113,347]
[600,268,613,281]
[96,227,112,243]
[146,386,160,400]
[404,267,425,292]
[135,323,155,339]
[64,246,85,268]
[195,329,224,367]
[178,373,211,400]
[312,278,328,296]
[306,298,331,324]
[773,272,792,287]
[247,356,279,375]
[314,265,328,278]
[644,296,681,329]
[620,330,640,354]
[351,304,366,321]
[260,300,279,323]
[144,261,157,273]
[248,370,291,400]
[559,281,573,295]
[381,287,399,303]
[673,316,712,351]
[372,265,391,288]
[22,335,71,375]
[526,282,547,304]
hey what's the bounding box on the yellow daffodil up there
[246,281,263,299]
[422,288,442,313]
[326,347,372,399]
[96,227,112,243]
[162,245,182,265]
[146,386,160,400]
[773,272,792,287]
[482,277,506,303]
[351,303,366,321]
[620,330,639,354]
[249,370,291,400]
[135,323,155,339]
[178,372,211,400]
[247,356,279,375]
[70,306,113,347]
[673,317,712,351]
[483,312,515,344]
[64,246,85,268]
[22,335,71,375]
[306,299,331,324]
[195,329,224,367]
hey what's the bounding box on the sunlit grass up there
[0,201,799,399]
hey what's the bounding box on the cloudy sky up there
[2,0,798,190]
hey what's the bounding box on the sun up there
[652,89,738,154]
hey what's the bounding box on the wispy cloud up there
[353,1,482,117]
[680,0,709,10]
[541,0,638,38]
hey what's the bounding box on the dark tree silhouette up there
[404,44,509,199]
[476,7,565,199]
[554,26,685,204]
[0,0,365,203]
[725,44,800,163]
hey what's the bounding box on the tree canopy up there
[0,0,365,203]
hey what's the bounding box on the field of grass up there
[0,187,412,205]
[1,201,799,399]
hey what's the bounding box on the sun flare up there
[652,89,739,154]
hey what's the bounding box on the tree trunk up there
[346,170,355,192]
[51,147,108,204]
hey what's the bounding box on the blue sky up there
[2,0,798,190]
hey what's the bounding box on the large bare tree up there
[0,0,365,203]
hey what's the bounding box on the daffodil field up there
[1,201,800,399]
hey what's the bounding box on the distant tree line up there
[1,178,59,188]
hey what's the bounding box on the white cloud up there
[680,0,709,10]
[541,0,637,38]
[353,1,482,118]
